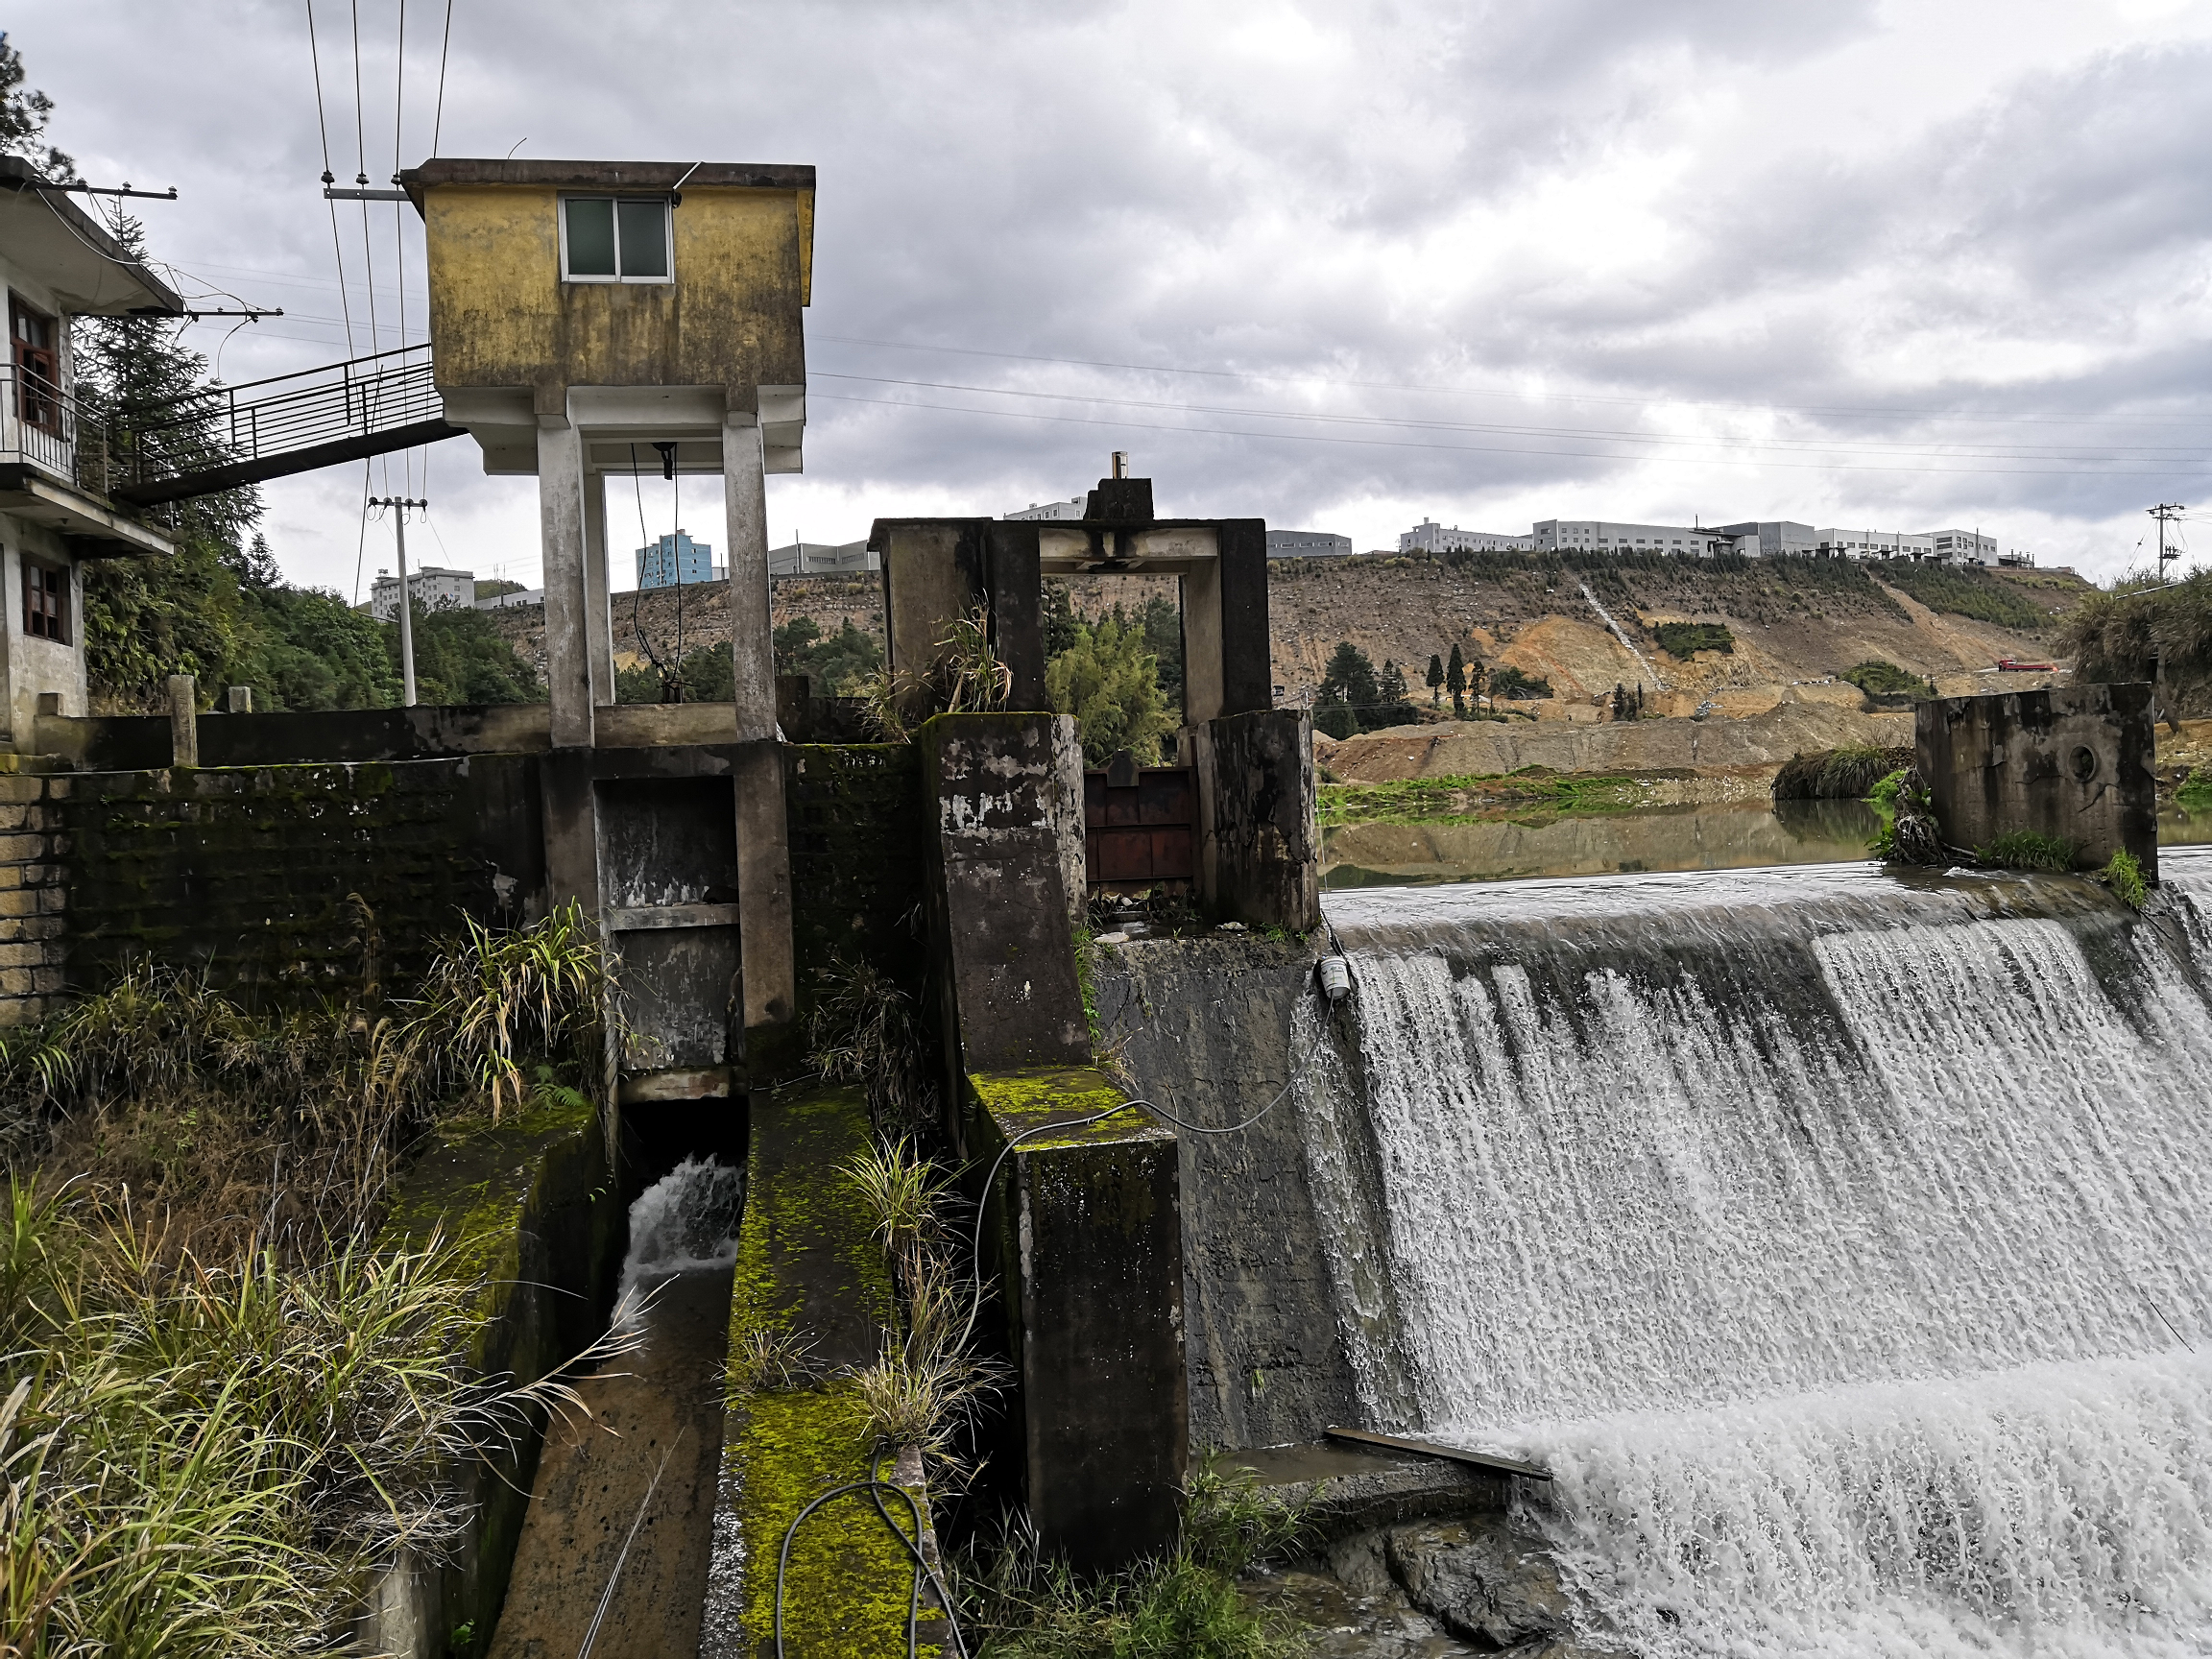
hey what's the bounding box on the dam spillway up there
[1292,849,2212,1656]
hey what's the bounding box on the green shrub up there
[1841,659,1928,697]
[1773,744,1912,801]
[1653,621,1734,657]
[1047,613,1180,764]
[1977,830,2080,872]
[2102,848,2149,910]
[1312,699,1358,740]
[2179,767,2212,809]
[1873,561,2048,630]
[1489,666,1554,700]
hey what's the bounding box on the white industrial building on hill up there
[1404,517,2016,565]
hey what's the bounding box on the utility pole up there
[369,496,428,706]
[2151,502,2187,584]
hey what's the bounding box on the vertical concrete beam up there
[1180,559,1224,728]
[732,737,795,1038]
[1046,714,1088,937]
[166,675,198,767]
[581,469,614,708]
[875,519,988,723]
[1917,683,2158,877]
[1195,709,1319,931]
[722,418,775,742]
[918,713,1090,1097]
[1214,518,1273,717]
[538,418,594,750]
[983,521,1046,709]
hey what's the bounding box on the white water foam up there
[619,1155,744,1307]
[1314,851,2212,1656]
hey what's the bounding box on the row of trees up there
[1313,641,1558,738]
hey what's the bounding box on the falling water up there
[1310,851,2212,1657]
[620,1155,745,1306]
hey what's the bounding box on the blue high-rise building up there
[637,529,713,589]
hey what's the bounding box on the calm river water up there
[1321,797,2212,889]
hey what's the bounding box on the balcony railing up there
[0,359,120,495]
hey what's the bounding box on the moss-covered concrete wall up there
[784,743,929,1008]
[58,756,542,1004]
[364,1091,623,1659]
[701,1083,940,1657]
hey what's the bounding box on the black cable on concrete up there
[775,1478,958,1659]
[870,1444,970,1658]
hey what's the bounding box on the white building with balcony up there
[0,158,178,735]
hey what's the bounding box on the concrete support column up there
[1194,709,1319,931]
[732,738,795,1040]
[582,469,614,708]
[538,418,593,749]
[722,417,774,741]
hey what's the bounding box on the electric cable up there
[431,0,456,155]
[807,371,2212,464]
[775,1479,949,1659]
[812,332,2212,432]
[303,0,357,355]
[393,0,411,493]
[811,390,2212,482]
[672,455,685,695]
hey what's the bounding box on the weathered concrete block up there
[1917,683,2157,876]
[0,776,44,804]
[0,835,47,863]
[917,713,1089,1086]
[1195,709,1319,931]
[970,1067,1186,1573]
[0,888,37,920]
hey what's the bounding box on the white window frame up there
[559,194,675,285]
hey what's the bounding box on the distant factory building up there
[1266,530,1354,558]
[1534,520,1739,556]
[371,565,474,620]
[769,540,878,576]
[1003,497,1088,522]
[1400,519,1533,554]
[637,530,714,589]
[1714,521,1819,559]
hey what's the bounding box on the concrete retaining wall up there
[357,1094,625,1659]
[1091,934,1362,1451]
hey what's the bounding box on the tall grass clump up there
[1977,830,2080,872]
[2102,848,2150,910]
[1,902,615,1256]
[957,1462,1311,1658]
[807,955,933,1138]
[2061,567,2212,694]
[0,1185,621,1659]
[864,606,1013,740]
[1772,744,1912,802]
[840,1137,1003,1475]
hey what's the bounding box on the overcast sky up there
[17,0,2212,593]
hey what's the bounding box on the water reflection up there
[1326,795,2212,889]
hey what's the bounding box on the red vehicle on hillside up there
[1996,659,2057,672]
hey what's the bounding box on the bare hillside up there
[484,555,2089,705]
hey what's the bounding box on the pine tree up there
[1425,653,1445,706]
[1321,641,1380,712]
[1445,643,1466,716]
[0,33,74,180]
[1466,654,1486,713]
[1378,660,1409,707]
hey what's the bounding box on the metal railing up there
[0,359,120,495]
[116,344,441,493]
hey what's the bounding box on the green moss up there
[966,1067,1165,1154]
[724,1082,936,1655]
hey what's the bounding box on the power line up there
[805,371,2212,465]
[810,388,2211,480]
[811,333,2212,432]
[431,0,456,155]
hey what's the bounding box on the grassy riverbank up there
[1318,766,1708,825]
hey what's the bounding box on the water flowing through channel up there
[1310,849,2212,1657]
